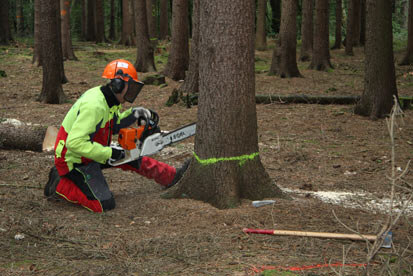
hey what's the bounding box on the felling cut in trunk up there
[0,119,58,152]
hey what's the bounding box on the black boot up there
[44,166,61,200]
[166,159,191,189]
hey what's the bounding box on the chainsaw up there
[108,112,196,166]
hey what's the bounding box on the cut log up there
[0,119,57,152]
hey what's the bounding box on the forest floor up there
[0,40,413,276]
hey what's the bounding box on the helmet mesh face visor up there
[124,80,144,103]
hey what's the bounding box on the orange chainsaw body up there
[118,126,146,150]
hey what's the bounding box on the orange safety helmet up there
[101,59,140,82]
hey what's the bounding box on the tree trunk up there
[269,0,281,34]
[146,0,157,41]
[86,0,96,41]
[163,0,189,81]
[359,0,366,45]
[38,0,66,104]
[0,123,49,152]
[256,0,267,51]
[61,0,78,61]
[354,0,398,119]
[270,0,301,78]
[345,0,361,55]
[165,0,285,209]
[81,0,87,40]
[0,0,11,44]
[300,0,314,61]
[95,0,105,43]
[178,0,199,94]
[109,0,116,41]
[121,0,134,45]
[332,0,342,49]
[32,0,42,65]
[309,0,332,71]
[16,0,25,35]
[159,0,169,39]
[400,0,413,65]
[133,0,156,72]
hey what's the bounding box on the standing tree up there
[121,0,134,45]
[0,0,12,44]
[33,0,42,65]
[81,0,87,40]
[86,0,96,41]
[309,0,333,71]
[354,0,398,119]
[300,0,314,61]
[109,0,116,41]
[178,0,199,95]
[269,0,302,78]
[360,0,366,45]
[256,0,267,51]
[146,0,157,41]
[332,0,343,49]
[163,0,189,80]
[269,0,281,34]
[16,0,25,35]
[61,0,77,60]
[95,0,105,43]
[400,0,413,65]
[38,0,66,104]
[133,0,156,72]
[345,0,361,55]
[159,0,169,40]
[165,0,284,209]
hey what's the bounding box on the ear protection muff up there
[110,69,127,94]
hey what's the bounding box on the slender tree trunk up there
[178,0,199,94]
[332,0,343,49]
[163,0,189,80]
[86,0,96,41]
[121,0,134,45]
[81,0,87,40]
[146,0,157,40]
[0,0,11,44]
[61,0,77,60]
[256,0,267,51]
[360,0,366,45]
[400,0,413,65]
[95,0,105,43]
[309,0,332,71]
[269,0,281,34]
[109,0,116,41]
[346,0,361,55]
[16,0,25,35]
[32,0,42,65]
[38,0,66,104]
[165,0,285,209]
[354,0,398,119]
[133,0,156,72]
[159,0,169,39]
[270,0,301,78]
[300,0,314,61]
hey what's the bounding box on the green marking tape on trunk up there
[193,151,259,166]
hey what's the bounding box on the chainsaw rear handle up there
[137,110,160,143]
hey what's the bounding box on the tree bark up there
[345,0,361,55]
[300,0,314,61]
[133,0,156,72]
[178,0,199,94]
[86,0,96,41]
[61,0,78,60]
[0,0,11,44]
[38,0,66,104]
[400,0,413,65]
[95,0,105,43]
[359,0,366,46]
[270,0,301,78]
[16,0,25,35]
[121,0,134,45]
[354,0,398,119]
[109,0,116,41]
[163,0,189,81]
[165,0,285,209]
[81,0,87,40]
[332,0,342,49]
[256,0,267,51]
[0,123,48,152]
[269,0,281,34]
[32,0,42,65]
[309,0,333,71]
[159,0,169,40]
[146,0,157,41]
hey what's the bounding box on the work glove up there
[132,107,152,125]
[109,145,125,163]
